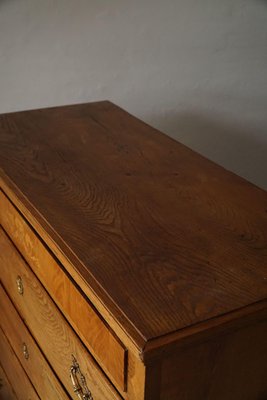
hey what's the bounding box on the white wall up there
[1,0,267,189]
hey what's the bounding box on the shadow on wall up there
[0,0,15,10]
[149,112,267,191]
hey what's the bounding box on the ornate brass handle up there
[70,355,93,400]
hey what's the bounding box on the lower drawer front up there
[0,284,70,400]
[0,228,121,400]
[0,364,17,400]
[0,328,39,400]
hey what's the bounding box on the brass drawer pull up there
[22,342,29,359]
[16,275,24,295]
[70,355,93,400]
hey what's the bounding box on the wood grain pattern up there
[0,328,40,400]
[0,101,267,345]
[0,178,144,356]
[0,228,122,400]
[0,191,126,392]
[0,284,70,400]
[0,364,17,400]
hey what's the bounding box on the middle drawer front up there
[0,228,122,400]
[0,284,70,400]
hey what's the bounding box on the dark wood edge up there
[0,100,110,117]
[141,299,267,364]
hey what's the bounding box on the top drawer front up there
[0,190,126,392]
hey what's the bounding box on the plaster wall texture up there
[0,0,266,188]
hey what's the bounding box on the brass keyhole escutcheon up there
[16,275,24,295]
[22,343,29,360]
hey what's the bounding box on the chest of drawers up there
[0,101,267,400]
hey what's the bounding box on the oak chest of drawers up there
[0,101,267,400]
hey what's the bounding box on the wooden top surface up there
[0,101,267,344]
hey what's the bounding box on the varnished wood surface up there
[0,228,122,400]
[0,284,70,400]
[0,191,126,392]
[0,101,267,344]
[0,328,40,400]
